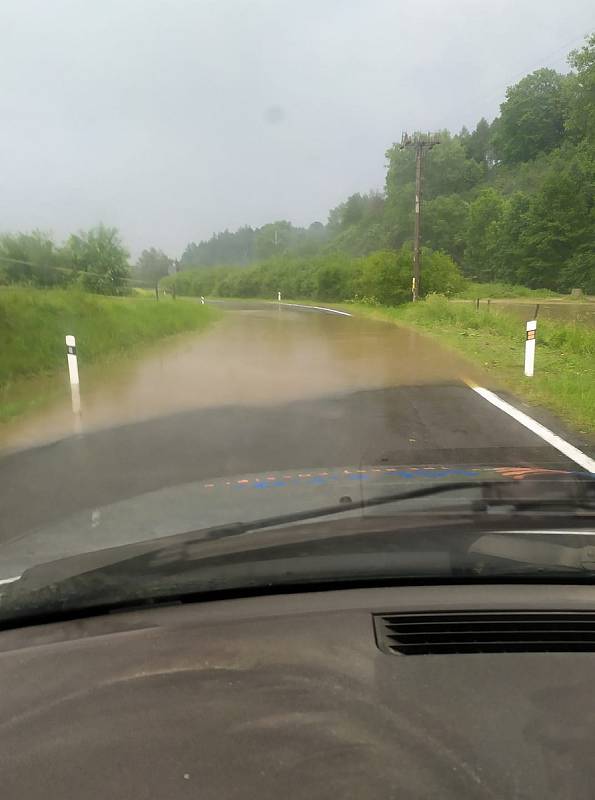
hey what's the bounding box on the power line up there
[467,27,594,118]
[501,29,591,85]
[0,254,153,286]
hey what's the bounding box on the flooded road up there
[1,301,589,552]
[0,302,485,453]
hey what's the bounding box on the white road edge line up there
[468,384,595,473]
[0,575,20,586]
[278,302,352,317]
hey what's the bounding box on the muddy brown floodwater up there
[0,303,486,453]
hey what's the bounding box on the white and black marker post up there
[524,320,537,377]
[278,290,281,302]
[200,296,205,305]
[65,334,81,418]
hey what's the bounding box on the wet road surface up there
[0,301,592,546]
[0,302,486,452]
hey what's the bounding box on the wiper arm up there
[5,476,593,600]
[183,481,483,546]
[179,476,593,548]
[2,481,483,599]
[2,476,593,630]
[184,474,595,543]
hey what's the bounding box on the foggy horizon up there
[1,0,593,259]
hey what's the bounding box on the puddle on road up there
[0,304,486,453]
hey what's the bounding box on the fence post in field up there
[524,320,537,377]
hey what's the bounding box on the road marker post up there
[65,335,82,423]
[200,296,205,304]
[524,320,537,377]
[278,291,281,302]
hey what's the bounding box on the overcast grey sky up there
[1,1,593,257]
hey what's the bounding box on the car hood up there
[0,463,587,588]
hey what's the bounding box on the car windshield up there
[1,3,594,625]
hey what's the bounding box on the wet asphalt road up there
[0,302,591,544]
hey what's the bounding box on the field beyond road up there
[0,288,220,423]
[346,295,595,437]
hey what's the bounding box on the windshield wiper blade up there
[5,476,593,600]
[179,476,594,547]
[1,481,482,600]
[185,481,482,544]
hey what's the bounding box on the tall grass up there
[0,287,219,387]
[400,294,593,356]
[349,294,595,435]
[454,282,561,299]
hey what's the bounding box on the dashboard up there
[1,583,594,799]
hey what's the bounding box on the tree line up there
[0,225,132,294]
[0,227,175,295]
[176,34,594,295]
[163,246,465,305]
[2,34,593,298]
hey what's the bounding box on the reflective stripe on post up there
[524,320,537,377]
[65,335,79,385]
[65,334,81,416]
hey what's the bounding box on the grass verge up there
[0,288,220,423]
[454,281,562,300]
[345,296,594,437]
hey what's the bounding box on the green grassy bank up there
[346,295,595,437]
[0,288,220,422]
[453,282,562,300]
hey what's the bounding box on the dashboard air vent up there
[374,611,595,655]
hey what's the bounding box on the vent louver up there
[374,612,595,655]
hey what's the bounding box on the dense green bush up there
[0,226,132,295]
[164,246,465,306]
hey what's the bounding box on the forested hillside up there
[2,35,593,299]
[176,34,594,296]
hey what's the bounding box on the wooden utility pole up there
[400,132,440,301]
[412,145,423,301]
